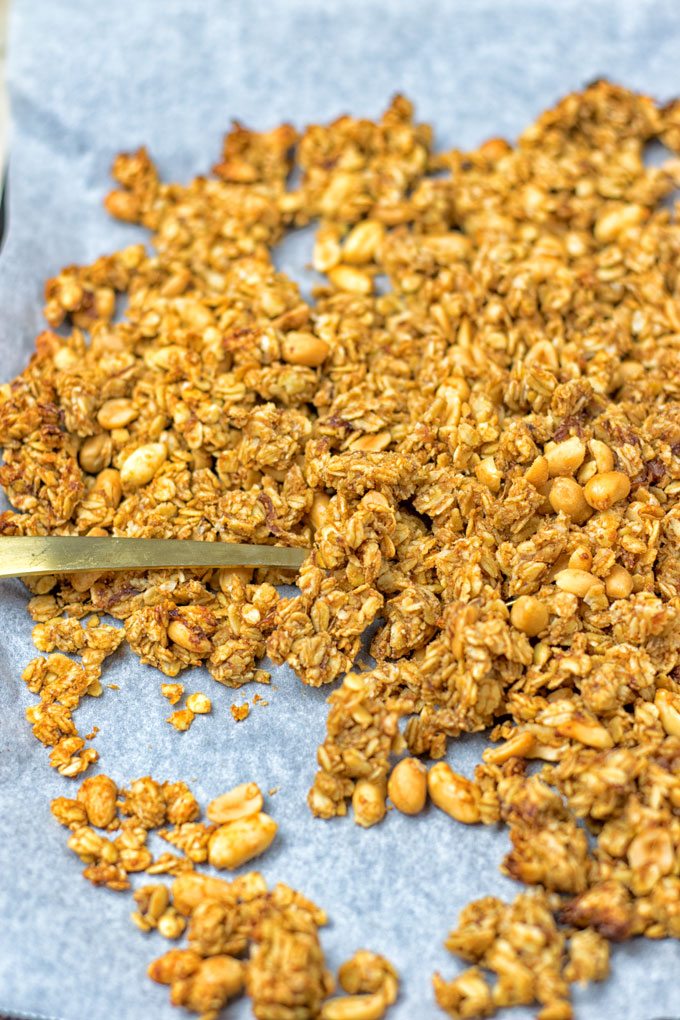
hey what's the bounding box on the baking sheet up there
[1,2,679,1017]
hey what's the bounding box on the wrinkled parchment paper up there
[1,2,679,1017]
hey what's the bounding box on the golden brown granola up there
[4,80,680,1015]
[51,776,395,1018]
[149,871,399,1020]
[433,890,609,1020]
[50,774,277,890]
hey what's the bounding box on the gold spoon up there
[0,536,308,579]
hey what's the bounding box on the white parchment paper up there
[1,2,679,1018]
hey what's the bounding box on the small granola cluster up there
[24,614,124,775]
[51,778,397,1020]
[3,80,680,1015]
[434,890,610,1020]
[51,776,277,891]
[149,872,398,1020]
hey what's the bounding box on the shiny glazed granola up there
[2,81,680,1018]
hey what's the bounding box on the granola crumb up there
[161,683,185,706]
[167,709,195,732]
[185,692,212,715]
[230,703,250,723]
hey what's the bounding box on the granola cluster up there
[3,80,680,1016]
[149,873,398,1020]
[51,776,396,1020]
[51,774,277,891]
[433,890,610,1020]
[24,614,123,775]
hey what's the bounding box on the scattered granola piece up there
[185,692,212,715]
[162,782,201,826]
[322,950,400,1019]
[168,708,195,732]
[161,683,184,706]
[230,703,250,722]
[146,867,389,1018]
[119,776,167,829]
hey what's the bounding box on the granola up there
[50,776,395,1018]
[3,80,680,1015]
[149,872,397,1020]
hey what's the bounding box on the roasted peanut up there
[97,397,139,430]
[510,596,549,637]
[483,730,536,765]
[605,564,633,599]
[554,715,613,749]
[352,779,387,828]
[525,455,549,487]
[342,220,384,263]
[328,264,373,294]
[548,477,592,523]
[475,456,502,493]
[427,763,481,824]
[555,568,602,598]
[310,491,332,530]
[584,470,631,510]
[387,758,427,815]
[589,439,615,473]
[92,467,122,507]
[157,909,187,940]
[281,331,330,367]
[655,689,680,738]
[171,873,241,916]
[77,774,118,828]
[167,619,212,656]
[120,442,167,490]
[79,434,112,474]
[207,813,277,869]
[594,202,645,242]
[568,547,593,572]
[217,566,253,593]
[544,436,586,477]
[627,826,674,895]
[321,993,387,1020]
[207,782,264,824]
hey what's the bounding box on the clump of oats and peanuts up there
[52,775,398,1020]
[2,80,680,1017]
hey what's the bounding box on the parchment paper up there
[1,2,679,1018]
